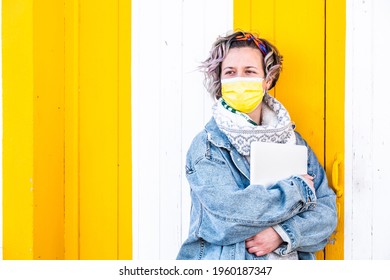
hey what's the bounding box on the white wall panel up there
[345,0,374,259]
[181,0,208,245]
[159,0,184,259]
[345,0,390,259]
[132,0,232,260]
[370,0,390,260]
[132,0,162,260]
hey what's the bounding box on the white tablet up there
[250,141,308,186]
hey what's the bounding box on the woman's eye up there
[224,71,234,75]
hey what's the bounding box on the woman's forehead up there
[222,47,263,67]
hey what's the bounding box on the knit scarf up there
[213,93,296,156]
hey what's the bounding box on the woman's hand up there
[245,227,283,256]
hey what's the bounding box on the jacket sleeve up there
[272,135,338,255]
[186,142,316,246]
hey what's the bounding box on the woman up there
[177,31,337,260]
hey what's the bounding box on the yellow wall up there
[2,0,132,260]
[234,0,345,259]
[3,0,35,260]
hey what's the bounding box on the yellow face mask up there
[221,77,265,113]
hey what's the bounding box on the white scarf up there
[213,93,296,156]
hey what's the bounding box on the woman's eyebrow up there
[222,66,259,71]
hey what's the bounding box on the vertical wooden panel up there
[159,0,183,258]
[130,0,142,259]
[4,0,66,260]
[118,0,132,260]
[2,0,34,260]
[325,0,345,260]
[344,0,374,259]
[371,0,390,260]
[181,0,209,247]
[234,0,251,31]
[345,0,390,260]
[33,0,65,260]
[79,0,119,259]
[132,0,162,259]
[64,0,81,260]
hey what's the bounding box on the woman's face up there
[221,47,265,80]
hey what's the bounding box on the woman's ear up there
[265,79,272,90]
[262,78,273,91]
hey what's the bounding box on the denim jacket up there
[177,117,337,260]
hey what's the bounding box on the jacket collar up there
[205,117,250,181]
[204,117,232,150]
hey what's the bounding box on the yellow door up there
[3,0,132,260]
[234,0,345,259]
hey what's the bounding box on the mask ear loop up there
[262,79,270,97]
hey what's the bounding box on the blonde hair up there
[200,30,283,99]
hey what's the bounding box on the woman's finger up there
[245,240,255,248]
[247,247,260,254]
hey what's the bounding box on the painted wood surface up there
[2,0,35,260]
[2,0,132,260]
[345,0,390,260]
[325,0,346,260]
